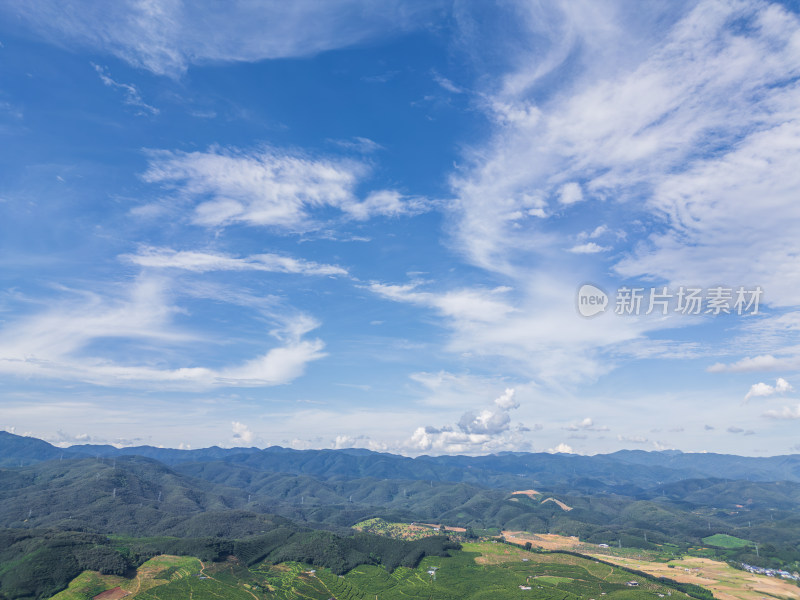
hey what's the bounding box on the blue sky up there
[1,0,800,456]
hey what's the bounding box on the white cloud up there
[342,190,426,221]
[558,182,583,205]
[6,0,442,77]
[617,434,648,444]
[450,2,800,275]
[577,225,609,241]
[92,63,158,115]
[744,377,793,402]
[709,354,799,373]
[231,421,254,445]
[548,442,575,454]
[568,242,609,254]
[123,246,348,277]
[564,417,609,432]
[331,434,388,451]
[329,137,383,153]
[458,388,518,435]
[406,388,529,454]
[0,277,326,389]
[369,276,674,387]
[410,371,518,408]
[432,71,464,94]
[429,0,800,390]
[763,404,800,420]
[142,147,424,230]
[368,281,517,323]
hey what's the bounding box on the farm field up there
[49,556,202,600]
[503,531,586,552]
[701,535,752,549]
[590,554,800,600]
[48,542,699,600]
[501,531,800,600]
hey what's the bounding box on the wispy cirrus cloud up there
[709,355,800,373]
[408,0,800,389]
[3,0,444,77]
[122,246,348,277]
[141,146,426,230]
[368,276,675,387]
[0,277,325,389]
[451,0,800,278]
[92,63,159,115]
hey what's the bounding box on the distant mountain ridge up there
[2,431,799,488]
[3,430,800,580]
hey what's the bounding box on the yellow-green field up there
[501,531,799,600]
[48,542,701,600]
[592,554,800,600]
[49,555,201,600]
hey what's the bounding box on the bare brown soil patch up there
[503,531,583,551]
[541,497,573,511]
[92,587,129,600]
[511,489,541,498]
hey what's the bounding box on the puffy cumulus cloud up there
[558,182,583,205]
[0,276,326,390]
[763,404,800,420]
[332,434,362,449]
[406,388,529,454]
[141,147,426,231]
[744,378,793,402]
[122,246,348,277]
[330,435,388,452]
[494,388,518,410]
[577,225,609,241]
[231,421,254,445]
[4,0,442,77]
[48,430,95,446]
[458,388,519,435]
[547,442,575,454]
[563,417,609,432]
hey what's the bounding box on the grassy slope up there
[49,556,202,600]
[702,535,751,549]
[49,542,699,600]
[591,554,800,600]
